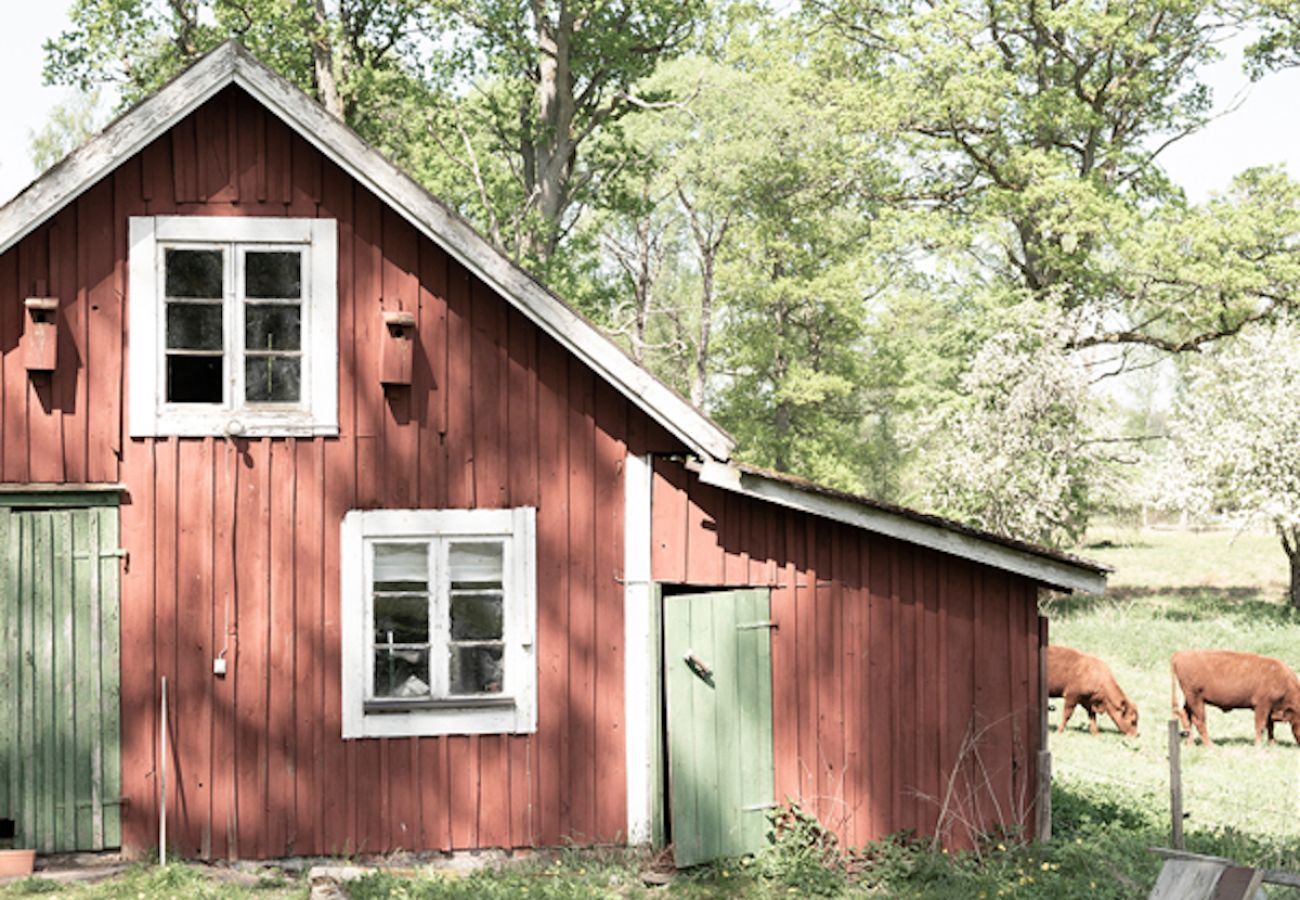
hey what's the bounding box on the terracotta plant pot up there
[0,849,35,877]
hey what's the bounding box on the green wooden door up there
[664,589,775,868]
[0,504,122,853]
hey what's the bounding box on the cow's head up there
[1117,697,1139,737]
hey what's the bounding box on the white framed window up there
[128,216,338,437]
[340,508,538,738]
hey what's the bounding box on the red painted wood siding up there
[0,86,679,858]
[651,461,1043,849]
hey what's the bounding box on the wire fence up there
[1054,755,1299,838]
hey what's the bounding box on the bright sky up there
[1,7,1299,206]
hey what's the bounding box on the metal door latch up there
[684,651,713,682]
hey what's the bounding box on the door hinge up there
[742,802,778,812]
[737,620,777,631]
[74,549,128,561]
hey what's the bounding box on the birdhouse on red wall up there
[381,309,415,386]
[23,297,58,373]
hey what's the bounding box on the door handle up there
[684,651,713,682]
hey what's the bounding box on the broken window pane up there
[374,595,429,644]
[449,542,503,587]
[373,647,431,698]
[373,543,428,591]
[245,305,301,351]
[245,251,302,299]
[450,593,503,641]
[245,356,300,403]
[166,302,223,350]
[166,355,222,403]
[165,249,224,298]
[449,644,504,694]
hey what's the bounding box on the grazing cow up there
[1171,649,1300,747]
[1047,645,1140,737]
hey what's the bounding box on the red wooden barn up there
[0,43,1107,863]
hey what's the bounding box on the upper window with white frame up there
[340,508,537,738]
[128,216,338,437]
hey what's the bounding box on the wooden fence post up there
[1168,719,1184,851]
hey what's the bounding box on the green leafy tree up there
[29,89,108,172]
[43,1,428,120]
[415,0,704,270]
[1164,313,1300,609]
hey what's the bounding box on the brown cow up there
[1171,649,1300,747]
[1047,645,1139,737]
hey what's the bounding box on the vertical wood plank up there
[209,440,238,858]
[176,439,213,856]
[650,461,688,584]
[535,333,568,847]
[266,439,296,857]
[84,178,119,483]
[593,384,626,842]
[18,514,34,848]
[54,511,75,850]
[293,439,324,854]
[233,439,268,858]
[448,737,477,849]
[118,438,154,852]
[51,208,86,483]
[842,534,863,848]
[566,357,596,842]
[22,228,62,483]
[867,535,892,842]
[317,160,354,856]
[793,517,817,810]
[0,509,12,824]
[769,511,799,810]
[0,249,24,481]
[153,440,178,853]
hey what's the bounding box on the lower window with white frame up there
[341,508,537,738]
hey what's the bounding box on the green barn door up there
[0,503,122,853]
[664,589,775,868]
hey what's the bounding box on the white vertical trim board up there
[623,453,654,845]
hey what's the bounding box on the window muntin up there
[128,216,337,437]
[342,508,537,738]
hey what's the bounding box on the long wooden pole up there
[160,676,167,866]
[1168,719,1184,851]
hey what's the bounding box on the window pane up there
[449,644,504,694]
[450,593,503,641]
[166,303,223,350]
[165,249,223,298]
[244,356,300,403]
[245,304,301,351]
[374,595,428,644]
[373,648,431,699]
[373,543,428,591]
[245,251,302,299]
[449,542,503,586]
[166,355,222,403]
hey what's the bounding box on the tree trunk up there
[1278,523,1300,610]
[312,0,345,118]
[523,0,576,263]
[1291,552,1300,612]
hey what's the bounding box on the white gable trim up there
[695,461,1108,595]
[0,43,733,462]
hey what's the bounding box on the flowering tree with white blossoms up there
[915,305,1107,549]
[1165,317,1300,609]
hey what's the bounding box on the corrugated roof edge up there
[695,460,1109,595]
